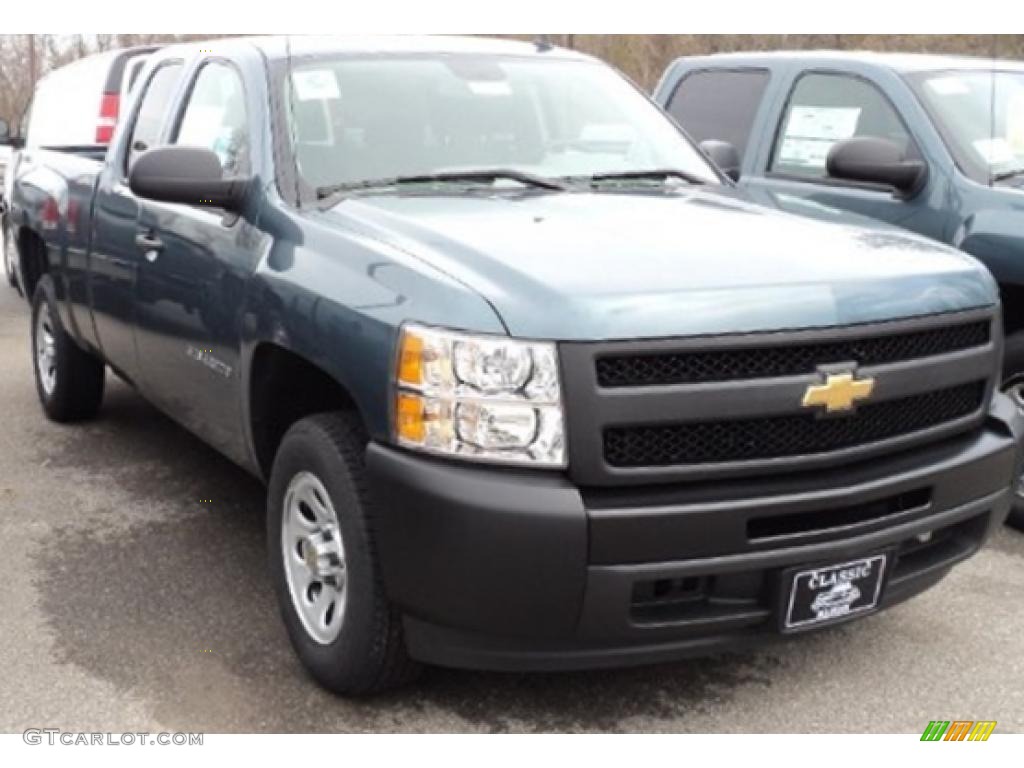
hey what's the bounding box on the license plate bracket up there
[782,554,888,632]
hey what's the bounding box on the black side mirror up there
[128,146,248,211]
[827,137,927,196]
[0,119,20,148]
[699,139,741,182]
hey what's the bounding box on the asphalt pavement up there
[0,283,1021,733]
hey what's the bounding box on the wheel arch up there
[247,341,369,480]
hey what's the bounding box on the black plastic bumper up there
[366,393,1023,672]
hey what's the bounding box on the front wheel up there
[1002,379,1024,532]
[267,412,420,695]
[31,275,105,422]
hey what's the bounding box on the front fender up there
[240,205,507,448]
[955,209,1024,290]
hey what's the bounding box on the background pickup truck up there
[655,54,1024,505]
[6,36,1023,695]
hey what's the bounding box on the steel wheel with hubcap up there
[282,471,348,645]
[267,412,419,695]
[35,301,58,397]
[3,224,17,290]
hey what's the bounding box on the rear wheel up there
[3,223,18,293]
[31,274,105,422]
[267,412,420,695]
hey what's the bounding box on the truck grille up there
[559,310,997,485]
[596,320,989,388]
[604,381,986,467]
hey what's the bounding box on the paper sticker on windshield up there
[784,106,861,142]
[974,137,1015,165]
[292,69,340,101]
[927,77,971,96]
[467,80,512,96]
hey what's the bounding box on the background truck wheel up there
[267,412,420,695]
[1002,377,1024,532]
[31,274,105,422]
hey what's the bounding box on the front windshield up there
[910,70,1024,183]
[280,54,720,194]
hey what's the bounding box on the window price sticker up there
[292,69,341,101]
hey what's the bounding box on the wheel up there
[31,274,105,422]
[1002,379,1024,532]
[2,222,18,292]
[267,412,420,694]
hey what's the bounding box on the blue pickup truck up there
[655,53,1024,481]
[5,37,1022,695]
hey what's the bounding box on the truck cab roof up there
[156,34,592,65]
[669,49,1024,74]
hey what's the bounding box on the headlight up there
[393,324,565,467]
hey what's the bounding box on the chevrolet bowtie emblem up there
[802,372,875,413]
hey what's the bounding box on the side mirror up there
[699,139,741,182]
[826,137,927,196]
[128,146,248,211]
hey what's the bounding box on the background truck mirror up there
[699,139,741,182]
[826,136,927,197]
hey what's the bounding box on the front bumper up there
[366,393,1023,672]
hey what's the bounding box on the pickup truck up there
[654,53,1024,527]
[7,36,1023,695]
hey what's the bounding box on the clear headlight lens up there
[394,324,565,467]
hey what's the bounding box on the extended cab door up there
[90,60,184,380]
[133,59,260,462]
[741,69,950,240]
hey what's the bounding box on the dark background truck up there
[654,54,1024,522]
[4,36,1022,695]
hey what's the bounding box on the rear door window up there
[665,69,771,162]
[126,62,184,173]
[770,72,917,179]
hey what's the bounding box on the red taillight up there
[96,92,119,144]
[41,197,60,230]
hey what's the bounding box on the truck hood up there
[321,188,996,341]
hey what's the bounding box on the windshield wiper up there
[571,169,709,187]
[316,169,569,201]
[992,167,1024,183]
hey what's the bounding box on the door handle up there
[135,231,164,262]
[135,232,163,250]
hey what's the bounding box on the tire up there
[31,274,105,422]
[1001,378,1024,532]
[1003,330,1024,385]
[267,412,420,695]
[1008,506,1024,532]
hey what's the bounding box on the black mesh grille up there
[604,381,986,468]
[596,320,990,388]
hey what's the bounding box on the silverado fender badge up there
[802,371,875,414]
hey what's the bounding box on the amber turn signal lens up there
[396,392,426,444]
[398,330,424,386]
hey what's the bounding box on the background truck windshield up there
[911,70,1024,182]
[283,55,720,190]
